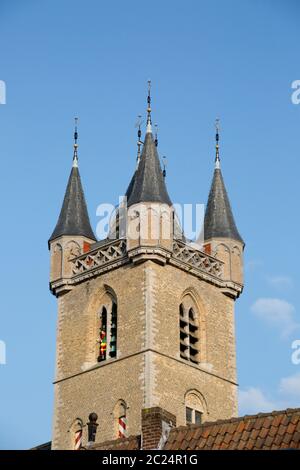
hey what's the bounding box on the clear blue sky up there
[0,0,299,449]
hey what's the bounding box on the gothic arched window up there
[70,418,83,450]
[179,298,200,364]
[113,400,128,438]
[51,243,62,280]
[185,391,205,425]
[97,295,118,362]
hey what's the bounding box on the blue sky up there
[0,0,300,449]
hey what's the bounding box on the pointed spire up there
[127,131,172,206]
[215,118,220,169]
[204,123,243,244]
[49,122,96,244]
[146,80,152,134]
[125,82,172,207]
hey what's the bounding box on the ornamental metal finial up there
[215,118,220,169]
[135,114,143,168]
[73,117,79,167]
[154,123,158,147]
[162,156,167,178]
[146,79,152,133]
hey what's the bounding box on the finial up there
[162,156,167,178]
[154,123,158,147]
[73,117,79,168]
[215,118,220,169]
[146,79,152,133]
[135,114,143,168]
[87,412,98,444]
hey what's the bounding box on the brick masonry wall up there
[141,407,176,450]
[52,256,239,449]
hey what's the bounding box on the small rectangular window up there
[186,407,193,424]
[195,410,202,425]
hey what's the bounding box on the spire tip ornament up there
[146,79,152,133]
[215,118,220,169]
[135,114,143,168]
[73,117,79,168]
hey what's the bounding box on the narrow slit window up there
[98,307,107,362]
[186,407,193,425]
[110,302,117,358]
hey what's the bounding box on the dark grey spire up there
[204,168,243,243]
[127,132,172,206]
[127,81,172,207]
[49,121,96,244]
[204,121,243,244]
[125,170,136,200]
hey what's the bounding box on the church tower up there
[49,90,244,450]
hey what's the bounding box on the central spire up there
[126,82,172,207]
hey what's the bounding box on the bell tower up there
[49,90,244,450]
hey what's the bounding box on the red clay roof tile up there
[90,407,300,451]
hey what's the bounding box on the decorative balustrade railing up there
[172,240,223,278]
[72,239,127,276]
[71,238,222,280]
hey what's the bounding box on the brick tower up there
[49,90,244,450]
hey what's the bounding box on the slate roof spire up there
[204,120,244,244]
[49,119,96,244]
[127,82,172,207]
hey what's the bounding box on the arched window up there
[185,391,205,425]
[98,306,107,362]
[179,299,200,364]
[114,400,128,438]
[51,243,62,280]
[97,295,118,362]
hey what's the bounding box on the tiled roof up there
[31,441,52,450]
[91,435,141,451]
[164,408,300,450]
